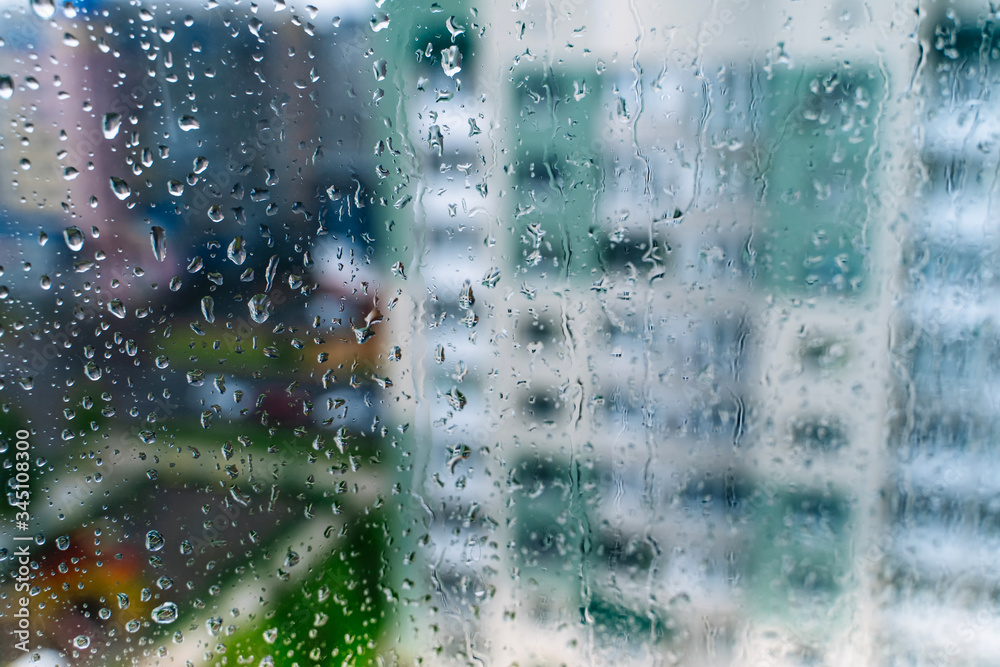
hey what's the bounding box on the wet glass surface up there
[0,0,996,665]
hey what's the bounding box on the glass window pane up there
[0,1,993,665]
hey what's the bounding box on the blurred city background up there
[0,0,996,665]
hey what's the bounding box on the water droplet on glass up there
[63,226,84,251]
[126,619,140,633]
[205,616,222,636]
[102,112,122,140]
[459,280,475,309]
[146,530,165,552]
[207,205,225,223]
[151,602,178,624]
[248,294,272,324]
[0,75,13,100]
[19,158,30,170]
[441,45,463,77]
[30,0,56,20]
[159,26,175,42]
[110,177,131,200]
[482,266,501,288]
[263,627,278,644]
[248,17,264,38]
[150,226,166,262]
[201,296,215,324]
[108,298,126,319]
[84,361,102,381]
[227,236,246,265]
[168,180,184,196]
[264,255,279,292]
[447,387,466,410]
[56,534,70,550]
[73,635,90,650]
[178,115,200,131]
[117,593,129,609]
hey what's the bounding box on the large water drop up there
[150,226,166,262]
[30,0,56,19]
[145,530,165,552]
[151,602,178,624]
[84,361,102,381]
[265,254,279,292]
[227,236,247,265]
[249,294,272,324]
[110,177,131,200]
[63,226,84,251]
[108,299,126,319]
[102,112,122,139]
[200,296,215,324]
